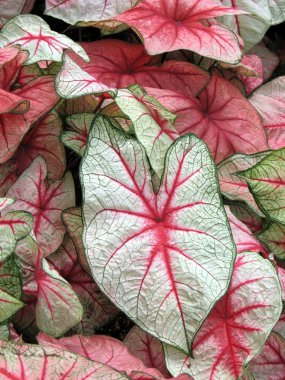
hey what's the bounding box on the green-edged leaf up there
[0,210,33,261]
[164,251,282,380]
[36,258,83,337]
[220,0,272,51]
[115,88,178,177]
[238,148,285,225]
[218,152,270,216]
[81,123,236,354]
[0,15,89,64]
[258,222,285,259]
[229,203,264,234]
[0,339,129,379]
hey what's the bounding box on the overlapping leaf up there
[81,122,236,354]
[249,76,285,149]
[164,251,282,380]
[4,156,75,256]
[218,152,269,215]
[0,339,129,379]
[0,0,35,27]
[0,15,89,64]
[258,222,285,259]
[268,0,285,24]
[220,0,272,51]
[238,148,285,225]
[147,75,268,163]
[48,235,119,335]
[115,0,244,62]
[229,203,264,233]
[248,332,285,380]
[67,39,209,97]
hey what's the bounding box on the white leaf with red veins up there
[218,152,270,216]
[124,325,170,377]
[0,340,129,379]
[220,0,272,51]
[35,257,83,336]
[115,0,244,62]
[4,156,75,256]
[146,76,268,163]
[164,251,282,380]
[226,206,266,254]
[0,198,14,212]
[229,203,264,234]
[56,55,112,98]
[248,332,285,380]
[276,266,285,300]
[0,111,66,197]
[45,0,137,25]
[249,43,279,82]
[48,236,119,335]
[115,89,179,177]
[67,40,209,97]
[81,123,236,354]
[249,76,285,150]
[258,222,285,260]
[0,15,89,64]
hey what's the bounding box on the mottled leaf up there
[258,222,285,259]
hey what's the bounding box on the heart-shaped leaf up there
[164,251,282,380]
[81,122,236,354]
[4,156,75,256]
[115,0,243,62]
[0,15,89,64]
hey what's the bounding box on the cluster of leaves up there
[0,0,285,379]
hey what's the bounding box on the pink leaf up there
[147,75,268,163]
[0,75,59,164]
[48,235,119,335]
[37,332,163,377]
[249,43,279,82]
[0,339,129,379]
[81,122,236,354]
[165,251,282,380]
[68,39,209,97]
[248,332,285,380]
[0,111,65,197]
[0,0,35,27]
[5,156,75,256]
[115,0,243,62]
[124,326,170,377]
[249,76,285,149]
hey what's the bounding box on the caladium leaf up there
[0,111,65,197]
[0,75,59,164]
[220,0,272,51]
[277,266,285,300]
[48,236,119,335]
[124,326,170,377]
[4,156,75,256]
[273,314,285,339]
[0,0,35,27]
[0,15,89,64]
[0,339,129,379]
[0,46,27,91]
[0,256,24,324]
[0,209,33,261]
[218,152,270,216]
[226,207,266,254]
[248,332,285,380]
[45,0,137,25]
[57,94,99,117]
[258,222,285,259]
[37,333,162,376]
[268,0,285,24]
[249,43,279,83]
[164,251,282,380]
[62,207,89,274]
[0,198,14,212]
[249,77,285,150]
[147,75,268,163]
[81,122,236,354]
[115,88,178,177]
[36,257,83,336]
[115,0,244,63]
[17,62,43,86]
[62,113,95,157]
[238,148,285,226]
[229,203,264,234]
[68,40,209,97]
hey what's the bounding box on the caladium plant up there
[0,1,283,379]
